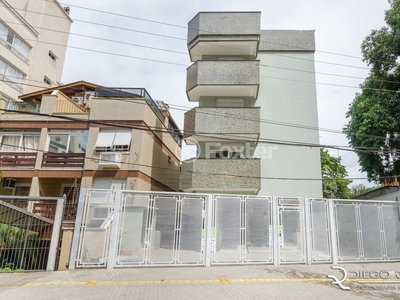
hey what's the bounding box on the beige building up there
[0,81,182,220]
[0,0,72,104]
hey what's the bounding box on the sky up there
[59,0,392,188]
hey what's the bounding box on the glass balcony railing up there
[6,100,40,113]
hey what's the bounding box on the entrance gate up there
[69,190,400,269]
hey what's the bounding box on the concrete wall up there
[256,51,322,197]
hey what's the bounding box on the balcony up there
[41,153,85,168]
[186,60,260,101]
[0,152,37,168]
[187,12,261,61]
[6,100,40,113]
[180,158,261,193]
[184,107,260,143]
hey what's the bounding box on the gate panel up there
[115,195,150,265]
[279,209,305,262]
[148,197,177,264]
[310,200,331,262]
[178,197,204,263]
[336,204,359,261]
[213,196,241,263]
[382,204,400,259]
[245,197,272,262]
[76,189,114,267]
[359,205,383,260]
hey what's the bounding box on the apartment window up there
[0,58,24,91]
[0,22,30,62]
[95,129,131,152]
[0,131,40,151]
[44,76,53,85]
[49,50,57,61]
[14,185,30,196]
[48,130,88,153]
[216,98,244,107]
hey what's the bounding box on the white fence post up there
[304,198,312,265]
[272,196,279,265]
[107,189,123,269]
[46,197,65,271]
[204,194,213,267]
[328,199,338,264]
[68,188,86,269]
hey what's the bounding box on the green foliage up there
[344,0,400,183]
[343,0,400,183]
[0,223,40,271]
[350,184,380,198]
[320,149,352,198]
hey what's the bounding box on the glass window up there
[0,22,30,61]
[48,130,88,153]
[0,58,24,91]
[0,132,40,151]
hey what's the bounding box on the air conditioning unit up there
[99,152,121,169]
[71,96,84,105]
[2,178,17,189]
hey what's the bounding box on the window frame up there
[48,130,88,154]
[0,131,41,152]
[95,129,132,153]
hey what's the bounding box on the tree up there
[349,183,379,198]
[320,149,352,198]
[344,0,400,184]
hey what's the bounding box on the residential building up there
[0,81,182,220]
[0,0,72,104]
[180,12,322,197]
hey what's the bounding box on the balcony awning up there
[95,130,132,150]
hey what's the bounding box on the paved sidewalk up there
[1,262,400,299]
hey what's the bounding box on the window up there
[44,76,53,85]
[0,58,24,91]
[216,98,244,107]
[14,186,30,196]
[0,131,40,151]
[95,129,131,152]
[48,50,57,61]
[61,185,79,204]
[48,130,88,153]
[0,22,30,62]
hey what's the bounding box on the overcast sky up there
[59,0,391,188]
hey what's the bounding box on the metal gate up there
[69,190,400,268]
[0,196,64,272]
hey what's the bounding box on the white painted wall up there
[256,51,322,197]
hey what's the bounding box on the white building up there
[181,12,322,197]
[0,0,72,104]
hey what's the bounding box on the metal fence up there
[0,196,65,272]
[69,190,400,269]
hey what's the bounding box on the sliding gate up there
[70,190,400,268]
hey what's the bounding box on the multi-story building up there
[181,12,322,197]
[0,0,72,103]
[0,81,182,219]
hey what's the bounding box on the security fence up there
[0,196,65,272]
[69,190,400,269]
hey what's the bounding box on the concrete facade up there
[0,0,72,103]
[181,12,322,197]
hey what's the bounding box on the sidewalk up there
[1,263,400,299]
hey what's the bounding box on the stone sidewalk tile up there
[1,263,400,299]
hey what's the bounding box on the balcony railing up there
[33,203,78,221]
[95,87,165,122]
[41,153,85,168]
[6,100,40,113]
[0,152,37,168]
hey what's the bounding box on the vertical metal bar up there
[69,188,86,269]
[46,198,65,271]
[328,199,338,264]
[272,196,279,265]
[107,189,122,269]
[304,198,312,265]
[204,194,213,267]
[19,217,31,269]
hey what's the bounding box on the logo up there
[327,266,350,290]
